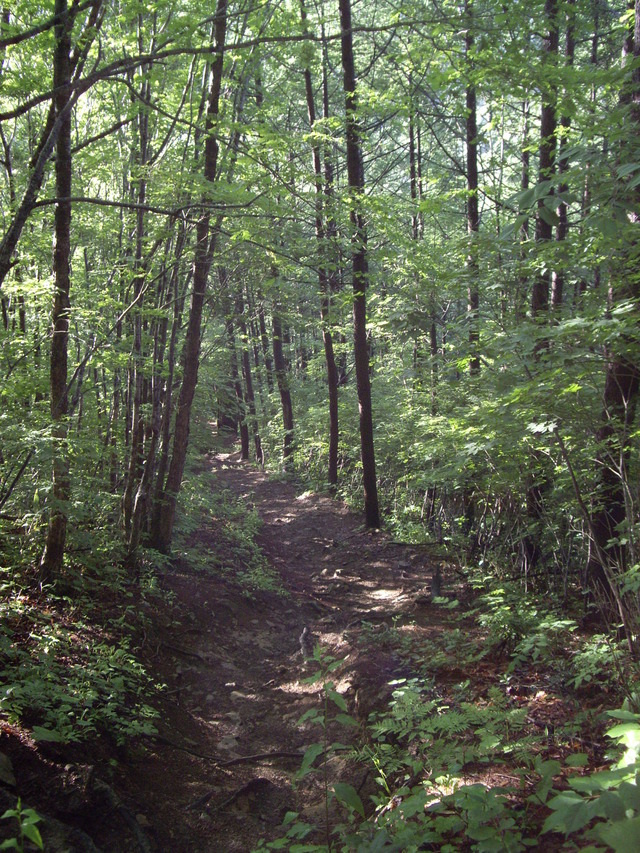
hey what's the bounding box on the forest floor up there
[1,436,614,851]
[126,440,467,852]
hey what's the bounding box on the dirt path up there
[116,445,450,852]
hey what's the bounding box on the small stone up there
[218,735,239,752]
[299,626,315,658]
[136,814,151,828]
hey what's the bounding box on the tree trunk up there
[522,0,558,577]
[551,0,575,311]
[465,0,480,375]
[40,0,73,583]
[585,0,640,614]
[0,2,103,290]
[301,0,339,488]
[532,0,558,330]
[150,232,189,537]
[123,32,150,540]
[222,284,249,459]
[237,287,263,464]
[150,0,227,553]
[339,0,380,528]
[272,302,294,470]
[126,252,172,569]
[257,295,274,393]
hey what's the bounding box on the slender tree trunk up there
[123,33,150,539]
[301,0,339,488]
[40,0,73,582]
[150,0,227,553]
[257,295,274,393]
[237,287,263,464]
[586,0,640,614]
[222,285,249,459]
[465,0,480,375]
[579,5,601,298]
[522,0,558,578]
[551,0,575,311]
[516,99,530,322]
[272,300,294,470]
[339,0,380,528]
[126,253,171,568]
[150,235,188,537]
[532,0,558,330]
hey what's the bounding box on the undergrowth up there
[175,466,285,595]
[257,575,640,852]
[0,563,161,745]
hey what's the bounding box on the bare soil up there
[126,444,454,852]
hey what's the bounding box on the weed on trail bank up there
[0,571,161,746]
[256,578,640,853]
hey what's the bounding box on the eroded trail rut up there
[122,446,448,852]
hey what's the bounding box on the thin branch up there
[0,449,34,511]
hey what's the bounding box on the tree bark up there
[40,0,73,582]
[551,0,575,311]
[150,229,189,537]
[237,287,263,464]
[585,0,640,613]
[222,283,249,459]
[465,0,480,375]
[532,0,558,329]
[272,301,294,470]
[150,0,227,553]
[123,27,151,540]
[522,0,558,578]
[257,295,274,393]
[301,0,339,488]
[339,0,380,528]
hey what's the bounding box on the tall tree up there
[150,0,228,553]
[585,0,640,617]
[272,294,294,470]
[301,0,339,488]
[465,0,480,375]
[39,0,74,582]
[338,0,380,528]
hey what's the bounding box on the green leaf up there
[335,713,359,727]
[592,214,620,238]
[599,816,640,852]
[566,753,589,768]
[618,781,640,813]
[326,689,347,711]
[0,808,18,821]
[22,824,43,849]
[296,743,324,779]
[297,709,321,726]
[600,791,627,822]
[32,726,66,743]
[538,205,559,227]
[332,782,365,818]
[617,163,640,178]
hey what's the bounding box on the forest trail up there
[116,441,454,852]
